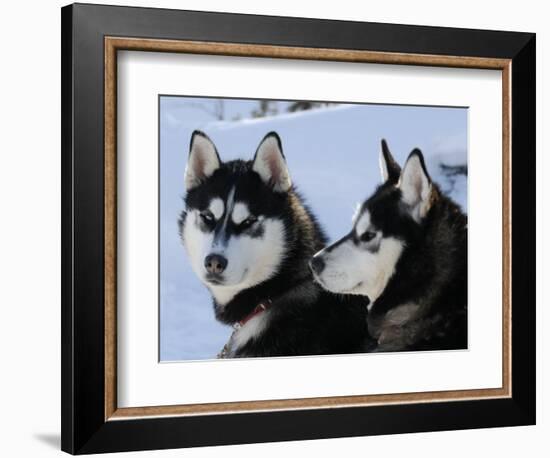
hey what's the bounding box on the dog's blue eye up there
[240,216,258,229]
[360,231,376,242]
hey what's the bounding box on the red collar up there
[238,299,272,327]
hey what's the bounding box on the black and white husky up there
[179,131,369,358]
[310,140,467,352]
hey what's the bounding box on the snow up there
[159,98,467,361]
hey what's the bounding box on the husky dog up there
[310,140,467,352]
[179,130,369,358]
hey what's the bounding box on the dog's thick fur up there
[179,131,369,358]
[311,140,467,352]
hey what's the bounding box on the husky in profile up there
[310,140,467,352]
[179,131,369,358]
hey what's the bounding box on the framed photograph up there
[61,3,536,454]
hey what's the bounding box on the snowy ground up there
[159,97,467,361]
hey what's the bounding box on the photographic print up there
[62,6,535,452]
[160,96,468,361]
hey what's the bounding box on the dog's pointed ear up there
[185,131,221,191]
[252,132,292,192]
[398,149,432,222]
[379,139,401,183]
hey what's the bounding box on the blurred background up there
[159,96,467,361]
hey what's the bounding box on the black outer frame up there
[61,3,536,454]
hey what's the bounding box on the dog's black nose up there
[204,254,228,275]
[309,256,325,275]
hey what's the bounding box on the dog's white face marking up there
[183,192,287,306]
[208,198,224,220]
[183,209,215,283]
[355,211,371,237]
[207,218,286,305]
[231,202,250,225]
[312,208,404,305]
[206,285,242,307]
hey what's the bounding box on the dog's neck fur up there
[368,188,467,342]
[213,191,326,325]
